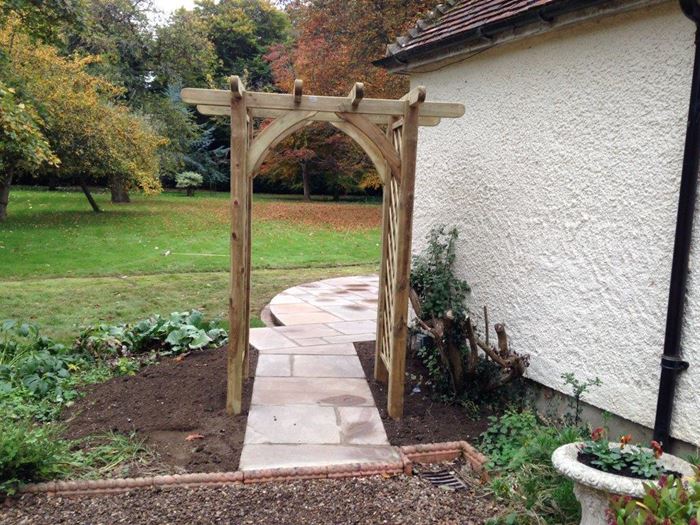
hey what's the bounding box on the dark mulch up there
[2,474,503,525]
[62,347,257,474]
[355,341,489,445]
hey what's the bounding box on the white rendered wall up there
[411,0,700,446]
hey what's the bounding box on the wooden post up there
[387,88,424,419]
[227,76,249,415]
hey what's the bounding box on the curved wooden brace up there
[335,112,401,180]
[331,121,388,185]
[247,111,317,177]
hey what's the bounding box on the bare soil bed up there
[2,474,503,524]
[355,341,490,445]
[62,346,256,474]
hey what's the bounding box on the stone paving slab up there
[239,444,400,470]
[240,275,391,472]
[256,342,356,355]
[251,377,374,406]
[245,405,341,445]
[293,355,365,378]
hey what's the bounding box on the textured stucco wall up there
[411,0,700,446]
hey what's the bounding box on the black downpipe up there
[652,0,699,448]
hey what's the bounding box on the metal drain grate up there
[419,470,468,491]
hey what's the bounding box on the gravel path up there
[3,475,502,524]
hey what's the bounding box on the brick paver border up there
[18,441,486,498]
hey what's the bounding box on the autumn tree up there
[261,0,434,197]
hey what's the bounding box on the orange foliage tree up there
[261,0,434,199]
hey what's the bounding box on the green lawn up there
[0,190,380,279]
[0,189,381,342]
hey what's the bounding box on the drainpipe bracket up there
[660,355,690,371]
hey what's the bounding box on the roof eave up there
[374,0,666,73]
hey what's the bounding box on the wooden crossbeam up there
[195,105,441,126]
[181,88,464,118]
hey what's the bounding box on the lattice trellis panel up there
[376,125,402,390]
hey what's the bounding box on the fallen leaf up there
[174,352,190,362]
[185,433,205,441]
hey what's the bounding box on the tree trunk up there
[80,177,101,213]
[110,175,130,203]
[0,172,14,222]
[48,175,58,191]
[187,188,194,197]
[301,162,311,201]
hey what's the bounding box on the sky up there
[152,0,197,15]
[149,0,197,24]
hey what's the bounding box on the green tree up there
[65,0,154,101]
[195,0,290,89]
[152,8,219,89]
[0,0,84,47]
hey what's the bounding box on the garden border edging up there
[18,441,485,498]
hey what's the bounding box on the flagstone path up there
[239,275,402,471]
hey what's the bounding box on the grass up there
[0,266,378,343]
[0,188,381,342]
[0,189,381,279]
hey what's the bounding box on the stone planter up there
[552,443,695,525]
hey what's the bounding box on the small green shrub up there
[608,472,700,524]
[0,420,149,496]
[482,410,584,525]
[410,226,528,406]
[175,171,203,196]
[0,420,72,495]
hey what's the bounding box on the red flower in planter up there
[651,440,663,459]
[619,434,632,449]
[591,427,605,441]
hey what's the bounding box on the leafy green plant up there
[0,320,86,420]
[579,428,665,480]
[481,410,539,469]
[482,410,584,524]
[608,471,700,524]
[76,310,227,360]
[410,226,529,403]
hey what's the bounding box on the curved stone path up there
[240,275,401,471]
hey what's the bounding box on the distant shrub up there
[175,171,203,196]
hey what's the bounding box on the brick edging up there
[18,441,486,498]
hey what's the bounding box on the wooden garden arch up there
[181,77,464,419]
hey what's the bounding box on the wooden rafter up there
[196,105,442,126]
[180,76,464,420]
